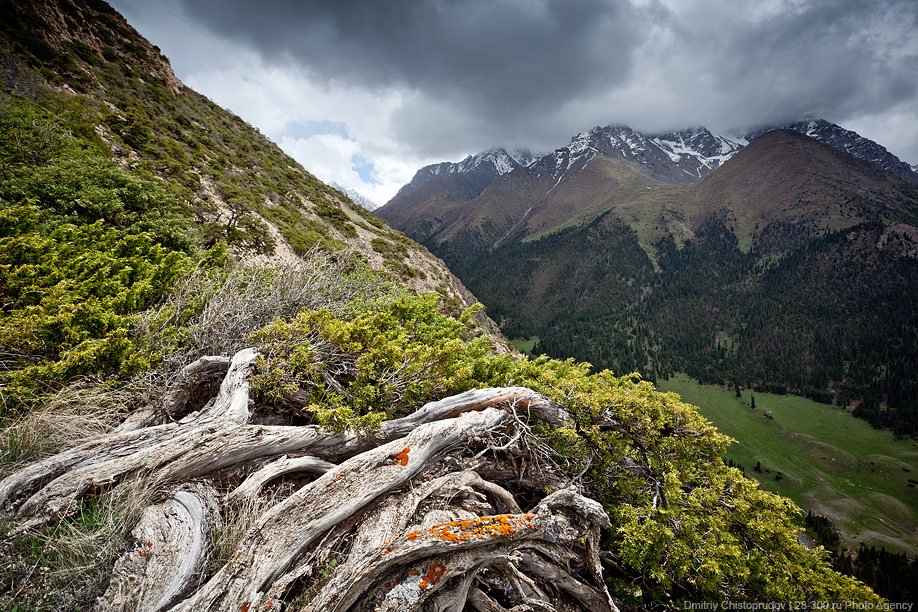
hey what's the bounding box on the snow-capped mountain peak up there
[422,147,537,178]
[330,182,380,211]
[532,124,743,186]
[392,117,917,207]
[650,128,746,173]
[392,148,539,202]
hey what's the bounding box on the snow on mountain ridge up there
[746,119,917,183]
[330,182,380,211]
[392,118,917,207]
[535,125,742,185]
[650,128,746,177]
[422,147,537,178]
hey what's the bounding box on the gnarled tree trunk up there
[1,347,622,612]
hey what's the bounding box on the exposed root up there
[1,346,620,611]
[96,483,220,612]
[228,455,336,502]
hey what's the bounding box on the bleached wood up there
[519,552,616,612]
[162,355,232,418]
[228,454,336,502]
[173,407,512,611]
[467,587,511,612]
[96,483,219,612]
[1,382,560,523]
[0,337,617,612]
[307,488,612,612]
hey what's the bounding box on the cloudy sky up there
[111,0,918,204]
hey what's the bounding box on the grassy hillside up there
[659,374,918,554]
[0,0,491,411]
[0,0,467,287]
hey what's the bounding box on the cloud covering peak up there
[112,0,918,201]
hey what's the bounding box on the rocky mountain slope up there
[748,119,918,183]
[381,119,917,246]
[381,126,918,436]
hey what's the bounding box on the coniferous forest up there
[438,214,918,436]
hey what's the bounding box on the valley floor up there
[659,375,918,554]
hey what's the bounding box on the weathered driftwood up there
[2,347,621,611]
[309,489,614,612]
[228,454,336,502]
[0,379,562,523]
[95,483,220,612]
[175,406,514,610]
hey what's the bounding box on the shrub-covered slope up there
[0,0,485,410]
[1,258,879,608]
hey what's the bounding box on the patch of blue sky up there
[351,154,378,183]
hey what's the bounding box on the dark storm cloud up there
[113,0,918,162]
[172,0,645,110]
[650,0,918,133]
[134,0,648,154]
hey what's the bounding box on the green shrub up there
[0,205,194,406]
[0,97,201,410]
[249,290,878,604]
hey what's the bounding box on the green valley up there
[510,336,539,354]
[659,375,918,554]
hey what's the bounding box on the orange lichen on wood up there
[240,603,250,612]
[145,539,153,548]
[392,447,411,466]
[409,568,420,576]
[418,561,447,590]
[404,513,536,546]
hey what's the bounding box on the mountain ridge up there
[382,118,918,240]
[380,125,918,436]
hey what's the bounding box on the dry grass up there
[0,475,159,610]
[0,250,398,608]
[210,493,281,570]
[0,382,135,471]
[137,247,394,373]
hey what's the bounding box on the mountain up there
[382,119,917,247]
[382,127,747,243]
[381,127,918,436]
[329,182,380,211]
[393,147,536,200]
[383,147,539,244]
[0,0,889,608]
[748,119,918,183]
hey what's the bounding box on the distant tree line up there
[805,511,917,602]
[431,214,918,436]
